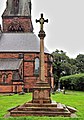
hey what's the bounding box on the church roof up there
[0,58,22,70]
[0,33,50,54]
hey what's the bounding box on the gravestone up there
[9,14,77,117]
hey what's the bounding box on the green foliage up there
[52,49,77,84]
[76,54,84,73]
[52,50,84,91]
[60,74,84,91]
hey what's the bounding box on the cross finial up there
[36,13,48,31]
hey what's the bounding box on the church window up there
[8,23,24,33]
[3,74,7,83]
[21,69,22,77]
[34,58,39,75]
[19,68,23,79]
[17,25,24,32]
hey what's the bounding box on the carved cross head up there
[36,13,48,31]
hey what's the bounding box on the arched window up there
[34,58,39,75]
[3,74,7,83]
[8,25,24,32]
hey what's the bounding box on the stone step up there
[57,103,64,109]
[10,110,71,117]
[24,103,57,107]
[17,106,65,112]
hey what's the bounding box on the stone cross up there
[36,13,48,82]
[36,13,48,31]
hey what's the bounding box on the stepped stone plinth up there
[9,101,72,117]
[9,14,77,117]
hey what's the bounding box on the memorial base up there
[32,81,51,104]
[9,81,77,117]
[9,101,76,117]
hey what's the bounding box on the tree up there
[76,54,84,73]
[52,49,72,84]
[69,58,77,74]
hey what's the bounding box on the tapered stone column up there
[37,13,48,82]
[39,31,45,82]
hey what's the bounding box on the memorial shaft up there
[36,13,48,82]
[40,35,45,81]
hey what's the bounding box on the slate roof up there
[0,33,50,54]
[0,59,22,70]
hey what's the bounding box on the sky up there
[0,0,84,58]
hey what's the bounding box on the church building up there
[0,0,53,93]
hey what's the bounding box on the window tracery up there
[8,20,24,32]
[34,58,39,75]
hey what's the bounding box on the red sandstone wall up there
[0,85,13,93]
[0,84,23,93]
[24,62,34,76]
[3,17,32,32]
[0,52,52,92]
[0,53,18,59]
[13,82,23,93]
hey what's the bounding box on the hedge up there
[60,74,84,91]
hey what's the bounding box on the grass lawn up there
[0,91,84,120]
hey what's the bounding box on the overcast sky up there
[0,0,84,58]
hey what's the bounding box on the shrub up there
[60,74,84,91]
